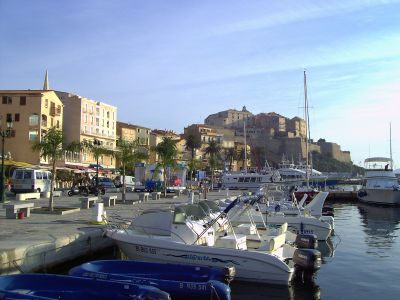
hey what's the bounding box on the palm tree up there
[152,137,178,197]
[224,147,236,171]
[32,128,65,211]
[185,134,201,160]
[115,139,148,203]
[82,140,113,185]
[204,140,221,189]
[185,134,202,185]
[187,158,202,187]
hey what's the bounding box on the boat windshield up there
[198,200,220,214]
[173,205,207,224]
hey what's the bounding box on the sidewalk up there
[0,189,240,275]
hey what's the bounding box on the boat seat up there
[258,233,286,252]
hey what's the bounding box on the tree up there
[115,139,148,202]
[82,140,114,185]
[224,148,236,171]
[152,137,179,197]
[32,128,65,211]
[187,158,203,187]
[204,140,222,189]
[185,134,201,160]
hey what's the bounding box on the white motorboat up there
[106,198,321,285]
[357,157,400,205]
[228,196,333,241]
[221,161,282,190]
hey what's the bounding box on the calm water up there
[51,201,400,300]
[230,201,400,300]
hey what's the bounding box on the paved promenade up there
[0,189,242,275]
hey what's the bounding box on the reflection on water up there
[317,238,335,260]
[231,273,321,300]
[358,203,400,257]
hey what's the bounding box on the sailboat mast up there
[244,118,247,173]
[390,122,393,169]
[304,70,310,188]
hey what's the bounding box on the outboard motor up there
[293,248,321,272]
[295,233,318,249]
[322,206,334,217]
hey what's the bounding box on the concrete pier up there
[0,190,241,275]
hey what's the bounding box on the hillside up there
[311,152,364,175]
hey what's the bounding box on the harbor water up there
[49,200,400,300]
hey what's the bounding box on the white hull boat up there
[358,157,400,205]
[106,200,322,285]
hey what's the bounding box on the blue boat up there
[0,274,170,300]
[69,260,232,300]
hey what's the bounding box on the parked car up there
[114,175,135,191]
[97,177,115,189]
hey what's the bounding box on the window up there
[29,114,39,126]
[23,171,32,179]
[51,117,54,127]
[56,120,60,128]
[36,172,43,179]
[45,99,48,108]
[15,170,24,179]
[20,96,26,105]
[6,113,12,123]
[2,96,12,104]
[29,130,39,141]
[107,111,110,118]
[2,96,7,104]
[42,172,48,179]
[14,113,20,122]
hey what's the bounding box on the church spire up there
[43,70,49,90]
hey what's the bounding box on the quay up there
[0,189,241,275]
[326,190,358,201]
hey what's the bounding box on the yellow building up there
[116,122,150,150]
[0,90,63,165]
[55,91,117,169]
[149,130,181,164]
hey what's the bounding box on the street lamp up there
[93,139,101,186]
[0,115,13,203]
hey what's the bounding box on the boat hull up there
[107,230,293,286]
[358,189,400,205]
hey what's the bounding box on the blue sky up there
[1,0,399,166]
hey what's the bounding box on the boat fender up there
[295,233,318,249]
[293,248,322,272]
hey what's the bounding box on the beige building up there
[55,91,117,169]
[205,106,253,129]
[0,90,63,165]
[116,122,151,151]
[149,129,181,163]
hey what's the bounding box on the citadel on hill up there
[201,106,351,168]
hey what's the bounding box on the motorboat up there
[69,260,232,300]
[221,162,282,190]
[0,273,170,300]
[357,157,400,205]
[106,196,321,285]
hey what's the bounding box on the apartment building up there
[116,122,150,149]
[55,91,117,169]
[0,90,63,165]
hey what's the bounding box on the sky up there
[1,0,399,167]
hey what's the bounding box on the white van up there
[11,168,52,194]
[114,175,135,191]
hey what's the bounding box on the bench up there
[79,197,99,209]
[151,192,161,200]
[3,202,35,219]
[43,191,63,198]
[16,193,40,201]
[102,195,117,207]
[138,192,150,202]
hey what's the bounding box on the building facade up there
[56,91,117,169]
[0,90,63,165]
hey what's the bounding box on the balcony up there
[50,106,61,116]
